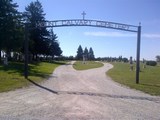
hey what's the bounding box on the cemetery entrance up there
[24,12,141,84]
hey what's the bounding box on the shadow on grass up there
[1,62,46,79]
[29,66,49,78]
[0,61,66,78]
[28,61,66,78]
[0,62,24,75]
[26,79,160,103]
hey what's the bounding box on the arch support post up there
[136,25,141,84]
[24,23,28,79]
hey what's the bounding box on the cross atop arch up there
[81,11,86,20]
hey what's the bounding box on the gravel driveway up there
[0,62,160,120]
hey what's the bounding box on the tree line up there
[96,56,129,62]
[76,45,95,60]
[0,0,62,63]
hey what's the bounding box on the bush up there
[146,61,157,66]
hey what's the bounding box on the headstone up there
[83,55,86,64]
[143,58,146,68]
[130,56,133,71]
[3,54,8,65]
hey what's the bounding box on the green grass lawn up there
[107,62,160,96]
[73,61,104,70]
[0,61,65,92]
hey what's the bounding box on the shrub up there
[146,61,157,66]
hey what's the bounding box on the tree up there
[76,45,83,60]
[52,41,62,57]
[88,47,95,60]
[118,56,123,62]
[24,0,50,60]
[84,47,89,60]
[156,55,160,62]
[0,0,22,61]
[48,29,62,58]
[122,57,128,63]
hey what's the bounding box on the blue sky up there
[15,0,160,60]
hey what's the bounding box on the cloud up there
[142,34,160,39]
[84,31,160,39]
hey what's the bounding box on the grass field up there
[73,61,104,70]
[107,62,160,96]
[0,61,65,92]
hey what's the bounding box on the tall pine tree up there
[88,47,95,60]
[76,45,83,60]
[84,47,89,60]
[24,0,49,60]
[0,0,22,61]
[49,29,62,59]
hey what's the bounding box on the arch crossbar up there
[37,19,138,33]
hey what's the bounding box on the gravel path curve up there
[0,61,160,120]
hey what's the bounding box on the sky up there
[14,0,160,60]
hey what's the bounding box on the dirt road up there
[0,62,160,120]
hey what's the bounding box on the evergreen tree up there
[84,47,89,60]
[0,0,22,61]
[76,45,83,60]
[118,55,122,62]
[49,29,62,58]
[24,0,49,60]
[88,47,95,60]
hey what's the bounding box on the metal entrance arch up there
[24,14,141,84]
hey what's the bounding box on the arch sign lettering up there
[25,11,141,84]
[37,19,138,32]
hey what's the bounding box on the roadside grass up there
[0,61,65,92]
[73,61,104,70]
[107,62,160,96]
